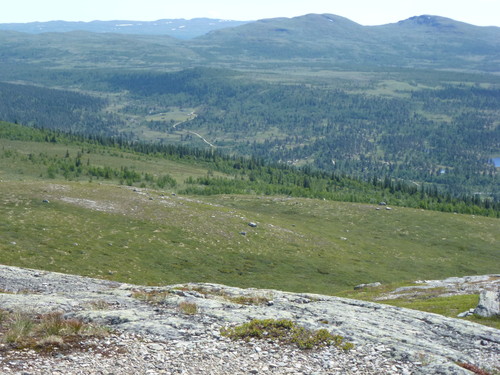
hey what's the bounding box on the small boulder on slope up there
[474,289,500,317]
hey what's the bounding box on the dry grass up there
[457,362,495,375]
[0,310,109,353]
[131,289,172,304]
[226,295,271,305]
[174,286,271,306]
[85,300,112,310]
[178,301,198,315]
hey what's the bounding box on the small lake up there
[492,157,500,167]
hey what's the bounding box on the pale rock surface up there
[354,282,382,290]
[378,275,500,300]
[474,289,500,317]
[0,265,499,375]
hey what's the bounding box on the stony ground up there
[0,265,499,375]
[375,275,500,301]
[1,332,419,375]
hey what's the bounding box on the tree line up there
[1,121,498,217]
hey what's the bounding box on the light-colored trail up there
[172,112,216,148]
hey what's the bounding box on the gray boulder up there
[474,289,500,317]
[354,282,382,290]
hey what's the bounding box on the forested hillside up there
[0,82,121,134]
[106,68,500,198]
[0,14,498,202]
[1,66,498,199]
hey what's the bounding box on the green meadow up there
[1,135,498,295]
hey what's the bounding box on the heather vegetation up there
[220,319,353,350]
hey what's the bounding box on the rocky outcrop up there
[376,275,500,300]
[354,282,382,290]
[0,265,499,375]
[474,290,500,317]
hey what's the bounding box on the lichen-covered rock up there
[0,265,499,375]
[474,289,500,317]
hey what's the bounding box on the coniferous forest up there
[0,14,499,209]
[1,68,498,202]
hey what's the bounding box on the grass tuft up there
[39,312,65,337]
[132,289,172,304]
[0,309,109,352]
[178,301,198,315]
[4,311,34,344]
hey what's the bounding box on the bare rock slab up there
[0,265,499,375]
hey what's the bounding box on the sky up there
[2,0,500,27]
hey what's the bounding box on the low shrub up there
[220,319,353,350]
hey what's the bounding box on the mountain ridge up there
[190,14,500,70]
[2,14,498,38]
[0,18,250,39]
[0,13,498,71]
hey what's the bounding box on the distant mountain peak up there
[398,15,459,29]
[407,15,444,23]
[296,13,362,25]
